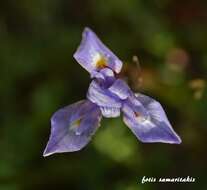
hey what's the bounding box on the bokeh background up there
[0,0,207,189]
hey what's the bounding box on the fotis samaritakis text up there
[141,176,196,184]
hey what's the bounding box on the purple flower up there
[43,27,181,157]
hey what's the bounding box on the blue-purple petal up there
[73,27,123,74]
[43,100,102,156]
[108,79,131,100]
[87,80,122,108]
[122,94,181,144]
[87,80,122,118]
[91,68,114,80]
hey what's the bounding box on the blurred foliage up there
[0,0,207,190]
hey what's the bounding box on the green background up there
[0,0,207,189]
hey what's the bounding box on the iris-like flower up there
[43,27,181,157]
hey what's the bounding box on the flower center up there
[96,56,107,69]
[134,111,149,123]
[134,111,141,117]
[93,53,108,69]
[70,118,82,130]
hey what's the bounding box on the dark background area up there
[0,0,207,189]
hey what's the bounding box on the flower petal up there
[91,68,114,80]
[87,80,122,108]
[87,80,122,118]
[122,94,181,144]
[108,79,131,100]
[43,100,102,156]
[73,27,123,74]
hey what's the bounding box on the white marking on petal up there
[136,115,151,123]
[92,53,101,67]
[100,107,120,118]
